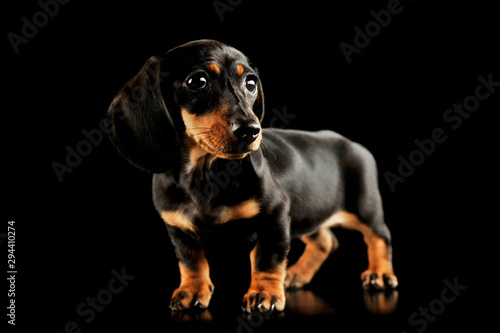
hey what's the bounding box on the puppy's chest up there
[155,158,262,233]
[160,194,261,234]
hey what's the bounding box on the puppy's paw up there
[361,270,398,290]
[170,283,214,311]
[241,284,285,315]
[284,266,314,290]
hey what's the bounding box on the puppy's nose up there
[231,119,261,144]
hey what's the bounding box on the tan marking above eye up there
[237,64,245,75]
[207,63,221,74]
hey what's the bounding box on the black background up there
[4,0,498,332]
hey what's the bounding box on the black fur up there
[107,39,396,312]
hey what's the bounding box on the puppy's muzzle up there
[231,118,261,145]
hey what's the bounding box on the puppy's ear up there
[254,78,265,123]
[107,56,180,173]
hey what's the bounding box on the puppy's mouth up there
[191,128,260,159]
[181,108,261,159]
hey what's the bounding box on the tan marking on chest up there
[161,211,195,232]
[161,199,260,231]
[215,198,260,224]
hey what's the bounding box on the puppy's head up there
[107,40,264,173]
[169,40,264,159]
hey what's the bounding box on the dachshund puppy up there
[107,39,398,314]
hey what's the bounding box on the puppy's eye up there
[186,72,208,90]
[245,75,258,93]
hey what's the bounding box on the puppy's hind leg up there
[285,228,338,289]
[359,221,398,290]
[332,211,398,290]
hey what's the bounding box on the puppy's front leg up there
[242,210,290,313]
[167,227,214,311]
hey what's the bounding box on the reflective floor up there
[160,284,406,333]
[169,288,398,322]
[157,274,483,333]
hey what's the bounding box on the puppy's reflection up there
[169,288,398,321]
[363,290,399,314]
[285,290,335,316]
[170,309,213,321]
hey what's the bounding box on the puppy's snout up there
[231,119,261,144]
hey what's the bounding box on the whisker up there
[199,135,214,142]
[192,130,213,136]
[261,141,277,160]
[187,127,212,131]
[204,138,216,151]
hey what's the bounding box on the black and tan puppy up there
[107,39,398,314]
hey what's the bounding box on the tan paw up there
[169,282,214,311]
[284,266,314,290]
[361,270,398,290]
[242,281,285,314]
